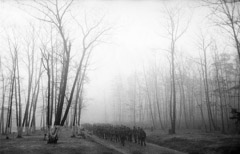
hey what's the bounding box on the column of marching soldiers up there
[82,124,147,146]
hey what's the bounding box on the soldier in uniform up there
[115,126,120,142]
[139,128,146,146]
[137,127,141,144]
[120,126,126,146]
[133,126,137,143]
[127,127,132,142]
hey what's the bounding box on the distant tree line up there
[111,0,240,134]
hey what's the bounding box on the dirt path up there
[83,131,186,154]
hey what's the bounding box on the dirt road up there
[83,131,187,154]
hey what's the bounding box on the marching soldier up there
[137,127,141,144]
[133,126,137,143]
[139,128,146,146]
[120,126,126,146]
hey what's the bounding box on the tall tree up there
[0,57,6,135]
[197,32,217,131]
[5,37,18,139]
[162,6,189,134]
[21,24,36,135]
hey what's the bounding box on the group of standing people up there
[82,123,147,146]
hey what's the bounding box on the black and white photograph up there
[0,0,240,154]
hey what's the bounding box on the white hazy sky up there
[0,0,228,124]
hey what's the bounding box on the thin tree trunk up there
[72,80,81,137]
[143,68,155,129]
[213,52,225,133]
[155,76,164,129]
[201,50,216,131]
[170,41,177,134]
[6,69,16,139]
[15,78,19,131]
[1,74,6,134]
[30,82,40,132]
[177,82,183,129]
[16,53,22,138]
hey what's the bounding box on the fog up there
[0,0,238,129]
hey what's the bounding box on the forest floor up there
[0,128,121,154]
[1,128,240,154]
[146,129,240,154]
[0,128,186,154]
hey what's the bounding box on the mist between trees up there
[0,0,239,143]
[108,0,240,135]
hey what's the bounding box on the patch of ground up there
[0,129,121,154]
[2,128,239,154]
[146,129,240,154]
[84,131,186,154]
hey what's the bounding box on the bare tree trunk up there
[22,40,34,135]
[50,32,55,128]
[171,48,177,134]
[177,82,183,129]
[180,71,188,128]
[54,46,58,119]
[77,95,83,134]
[42,51,52,136]
[72,80,81,137]
[162,6,189,133]
[6,66,16,139]
[16,52,22,138]
[143,67,155,129]
[15,76,19,134]
[30,81,40,132]
[196,79,207,132]
[154,74,164,129]
[41,81,46,137]
[197,33,216,131]
[0,81,5,134]
[204,52,216,131]
[169,79,173,131]
[6,41,18,139]
[0,58,6,135]
[213,50,225,133]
